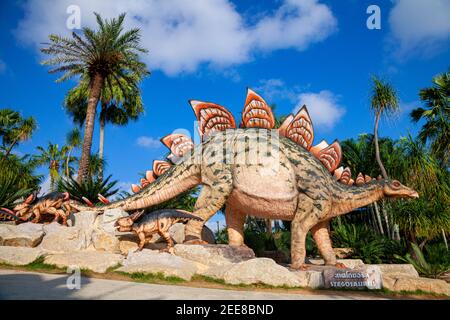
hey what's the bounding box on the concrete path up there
[0,270,386,300]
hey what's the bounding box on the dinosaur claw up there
[183,239,208,245]
[290,263,310,271]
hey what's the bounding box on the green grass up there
[115,271,186,284]
[191,275,301,290]
[0,256,66,273]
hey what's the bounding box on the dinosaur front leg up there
[31,208,41,223]
[311,221,347,269]
[45,207,60,223]
[290,217,309,270]
[311,220,342,267]
[185,181,232,243]
[225,205,246,246]
[137,232,146,251]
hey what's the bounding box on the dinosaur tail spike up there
[364,175,372,183]
[82,197,94,207]
[97,194,110,205]
[131,184,141,193]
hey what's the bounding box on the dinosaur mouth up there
[409,191,419,199]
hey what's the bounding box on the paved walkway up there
[0,270,386,300]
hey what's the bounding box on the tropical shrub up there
[395,243,450,279]
[57,174,119,205]
[331,222,407,264]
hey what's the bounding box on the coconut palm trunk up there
[374,111,388,180]
[98,101,106,182]
[77,74,104,183]
[65,147,72,177]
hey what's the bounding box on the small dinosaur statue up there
[114,209,203,251]
[12,191,72,225]
[0,208,21,222]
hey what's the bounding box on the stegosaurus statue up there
[73,88,418,269]
[127,88,369,194]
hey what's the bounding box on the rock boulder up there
[44,251,123,273]
[173,244,255,267]
[0,223,44,247]
[383,275,450,296]
[0,246,44,266]
[220,258,302,287]
[117,249,198,280]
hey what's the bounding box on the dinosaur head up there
[114,210,145,232]
[12,193,35,217]
[382,180,419,199]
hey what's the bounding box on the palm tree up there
[370,76,400,179]
[33,142,70,191]
[65,128,82,177]
[410,70,450,166]
[0,109,36,158]
[64,73,144,180]
[86,153,107,180]
[41,12,149,182]
[391,135,450,247]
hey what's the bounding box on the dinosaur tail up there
[154,209,203,223]
[71,157,201,212]
[0,208,21,221]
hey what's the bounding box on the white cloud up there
[251,0,337,51]
[14,0,337,75]
[136,136,161,148]
[294,90,345,130]
[254,78,305,103]
[388,0,450,57]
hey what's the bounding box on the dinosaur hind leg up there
[185,181,232,243]
[225,206,246,246]
[311,220,340,266]
[158,230,174,252]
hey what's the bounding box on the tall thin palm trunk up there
[65,147,72,177]
[77,73,104,183]
[265,219,272,235]
[98,101,106,182]
[374,112,388,179]
[373,202,384,235]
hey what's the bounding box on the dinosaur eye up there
[392,181,400,188]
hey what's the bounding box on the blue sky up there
[0,0,449,229]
